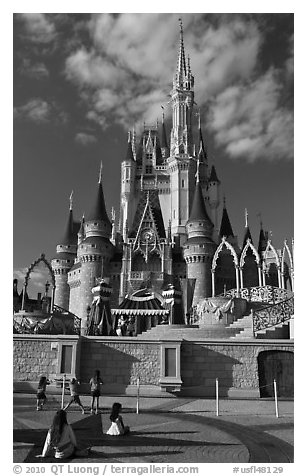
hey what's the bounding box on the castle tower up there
[168,20,196,242]
[120,131,136,238]
[78,163,114,327]
[183,161,216,306]
[51,192,77,310]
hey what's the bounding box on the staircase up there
[136,324,245,340]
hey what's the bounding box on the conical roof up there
[59,209,77,246]
[188,181,213,225]
[209,165,220,183]
[219,205,234,238]
[258,226,267,255]
[87,182,111,226]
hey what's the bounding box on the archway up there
[21,254,56,311]
[258,350,294,398]
[211,237,239,296]
[240,239,261,288]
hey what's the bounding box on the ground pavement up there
[13,393,294,464]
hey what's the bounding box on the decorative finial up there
[179,17,183,33]
[111,206,116,222]
[223,195,226,207]
[244,208,248,228]
[128,131,131,143]
[69,190,73,210]
[98,161,103,184]
[195,158,200,183]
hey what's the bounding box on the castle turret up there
[78,164,114,327]
[183,161,216,305]
[51,192,77,310]
[120,132,136,235]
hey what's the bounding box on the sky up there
[12,12,294,296]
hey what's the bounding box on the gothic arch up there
[281,240,294,289]
[24,253,55,287]
[263,240,282,288]
[211,237,239,296]
[240,239,262,287]
[21,253,56,311]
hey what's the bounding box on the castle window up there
[146,165,153,174]
[182,179,185,187]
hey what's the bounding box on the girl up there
[36,410,90,459]
[36,376,51,411]
[106,402,130,436]
[89,370,103,414]
[63,378,85,414]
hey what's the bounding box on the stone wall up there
[13,335,293,397]
[180,341,294,396]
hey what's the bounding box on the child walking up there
[36,410,90,459]
[89,370,103,414]
[63,378,85,414]
[36,376,51,411]
[106,402,130,435]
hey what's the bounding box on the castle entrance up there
[257,350,293,398]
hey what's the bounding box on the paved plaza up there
[13,393,294,464]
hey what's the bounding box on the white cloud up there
[75,132,97,146]
[209,69,293,161]
[17,13,56,43]
[64,14,264,133]
[14,98,51,123]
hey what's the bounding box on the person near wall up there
[106,402,130,436]
[63,378,85,414]
[89,369,103,414]
[36,375,51,411]
[35,410,90,459]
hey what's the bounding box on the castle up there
[49,22,293,335]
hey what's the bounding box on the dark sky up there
[13,13,294,294]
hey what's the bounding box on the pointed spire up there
[69,190,73,211]
[189,179,213,225]
[195,157,200,183]
[242,208,253,248]
[175,18,187,87]
[209,165,220,183]
[125,131,134,161]
[197,112,207,164]
[257,214,267,255]
[219,196,234,238]
[98,161,103,184]
[87,163,111,225]
[161,107,168,149]
[59,193,77,245]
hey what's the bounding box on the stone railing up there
[129,271,164,280]
[225,285,292,304]
[252,295,294,333]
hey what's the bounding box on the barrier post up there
[216,378,219,416]
[61,374,66,409]
[273,379,279,418]
[136,377,140,414]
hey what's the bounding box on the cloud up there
[14,98,68,125]
[209,69,293,161]
[16,13,56,43]
[19,58,49,79]
[75,132,97,146]
[14,98,51,123]
[64,14,264,132]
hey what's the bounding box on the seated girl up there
[36,410,90,459]
[106,402,130,436]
